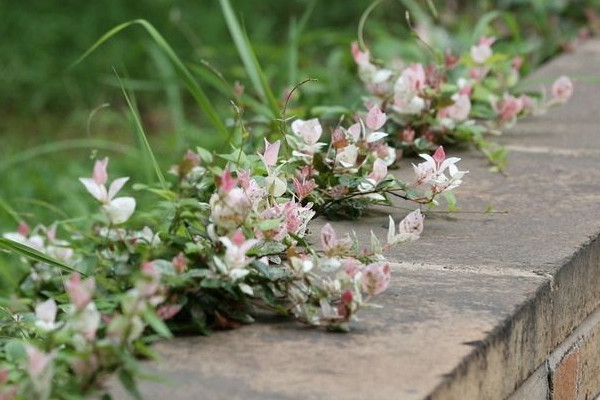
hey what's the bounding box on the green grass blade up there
[287,0,317,87]
[471,11,501,44]
[287,18,299,88]
[218,0,263,100]
[189,63,235,98]
[219,0,280,117]
[114,70,167,190]
[358,0,386,50]
[295,0,317,43]
[425,0,438,19]
[0,197,21,224]
[501,12,523,43]
[190,63,276,118]
[147,42,186,133]
[0,238,84,275]
[70,19,230,141]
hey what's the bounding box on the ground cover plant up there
[2,0,592,229]
[0,119,466,398]
[0,0,580,398]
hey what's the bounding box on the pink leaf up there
[261,139,281,167]
[432,146,446,165]
[92,157,109,185]
[366,105,387,131]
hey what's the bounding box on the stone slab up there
[514,39,600,134]
[111,40,600,399]
[111,267,545,400]
[327,149,600,273]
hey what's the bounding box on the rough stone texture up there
[508,363,550,400]
[111,40,600,399]
[552,351,579,400]
[112,268,545,400]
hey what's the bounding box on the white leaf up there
[102,197,136,224]
[107,177,130,201]
[239,283,254,296]
[387,216,396,245]
[366,131,388,143]
[79,178,107,203]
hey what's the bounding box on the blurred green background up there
[0,0,597,243]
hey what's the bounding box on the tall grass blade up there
[287,0,317,87]
[500,12,523,43]
[219,0,280,118]
[147,43,186,134]
[188,63,274,118]
[288,18,299,88]
[471,11,501,43]
[218,0,263,100]
[358,0,386,50]
[425,0,438,19]
[0,197,21,224]
[0,238,84,275]
[114,70,168,190]
[70,19,230,141]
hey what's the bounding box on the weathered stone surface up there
[112,268,545,400]
[508,363,550,400]
[111,40,600,399]
[328,149,600,273]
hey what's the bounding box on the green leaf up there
[0,238,85,275]
[4,339,26,361]
[250,260,286,281]
[181,269,212,279]
[132,184,176,200]
[200,278,224,289]
[413,137,429,150]
[218,149,251,167]
[248,241,287,257]
[118,369,143,400]
[256,218,283,232]
[310,105,352,117]
[443,191,457,212]
[196,147,214,164]
[142,308,173,339]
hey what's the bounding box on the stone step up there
[111,39,600,400]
